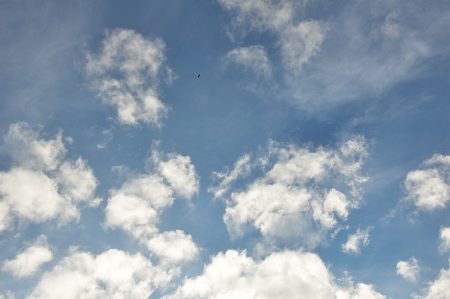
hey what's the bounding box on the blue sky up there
[0,1,450,298]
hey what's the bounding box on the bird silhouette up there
[197,74,200,78]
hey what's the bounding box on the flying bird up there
[197,74,200,78]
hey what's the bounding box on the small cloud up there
[396,257,420,282]
[342,228,371,255]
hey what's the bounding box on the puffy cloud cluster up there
[29,249,170,299]
[341,228,371,255]
[396,257,420,282]
[105,149,199,265]
[164,249,385,299]
[405,154,450,211]
[86,29,171,126]
[0,123,99,231]
[2,235,53,278]
[211,137,369,248]
[219,0,450,110]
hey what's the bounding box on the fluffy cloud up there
[2,235,52,278]
[439,227,450,253]
[396,257,420,282]
[164,249,385,299]
[224,46,272,78]
[405,154,450,211]
[219,0,450,110]
[212,137,368,248]
[153,151,200,199]
[146,230,199,265]
[0,123,98,230]
[341,228,371,255]
[418,261,450,299]
[86,29,171,126]
[105,150,199,265]
[3,122,66,171]
[29,249,171,299]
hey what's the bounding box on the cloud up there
[3,122,66,171]
[153,150,200,199]
[209,153,252,198]
[417,261,450,299]
[2,235,52,278]
[146,230,199,265]
[396,257,420,282]
[218,0,450,111]
[86,29,171,126]
[105,149,199,266]
[439,227,450,253]
[341,228,371,255]
[211,137,368,248]
[29,249,172,299]
[224,46,272,78]
[164,249,385,299]
[404,154,450,211]
[0,123,98,230]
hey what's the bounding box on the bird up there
[197,74,200,78]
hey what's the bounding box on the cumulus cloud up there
[0,123,98,230]
[396,257,420,282]
[418,261,450,299]
[342,228,371,255]
[224,46,272,78]
[405,154,450,211]
[153,150,200,199]
[218,0,450,111]
[2,235,52,278]
[164,249,385,299]
[439,227,450,253]
[211,137,368,248]
[86,29,171,126]
[146,230,199,265]
[105,149,199,266]
[29,249,171,299]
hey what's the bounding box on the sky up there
[0,0,450,298]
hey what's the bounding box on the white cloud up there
[153,151,200,199]
[213,137,368,248]
[0,123,98,230]
[342,228,370,255]
[3,122,66,171]
[56,158,98,204]
[418,261,450,299]
[396,257,420,282]
[219,0,450,111]
[86,29,170,126]
[439,227,450,253]
[105,174,173,238]
[164,249,385,299]
[146,230,199,265]
[210,154,252,199]
[105,150,199,267]
[220,0,325,79]
[2,235,52,278]
[29,249,172,299]
[224,46,272,78]
[405,154,450,211]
